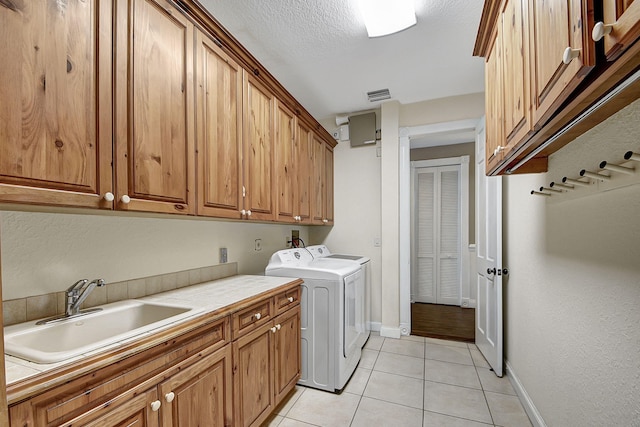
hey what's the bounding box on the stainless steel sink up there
[4,300,201,364]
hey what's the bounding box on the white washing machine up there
[265,248,365,392]
[307,245,371,347]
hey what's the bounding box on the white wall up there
[503,99,640,425]
[1,210,307,300]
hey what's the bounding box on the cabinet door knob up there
[270,326,277,333]
[276,323,281,330]
[241,209,246,216]
[322,219,328,223]
[103,192,115,202]
[120,195,131,204]
[562,47,580,64]
[247,210,252,217]
[165,392,175,403]
[287,296,294,303]
[254,312,261,320]
[592,22,613,42]
[150,400,162,412]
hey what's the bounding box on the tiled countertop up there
[4,274,298,386]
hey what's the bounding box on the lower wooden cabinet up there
[233,305,301,427]
[8,285,301,427]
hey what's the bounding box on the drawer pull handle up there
[270,326,277,333]
[151,400,162,412]
[287,296,294,303]
[165,392,175,403]
[254,312,261,320]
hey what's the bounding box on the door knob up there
[165,392,175,403]
[592,22,613,41]
[502,268,509,276]
[562,47,580,64]
[487,268,496,275]
[150,400,161,412]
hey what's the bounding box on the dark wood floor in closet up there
[411,303,475,342]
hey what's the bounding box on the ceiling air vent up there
[367,89,391,102]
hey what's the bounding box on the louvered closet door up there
[413,165,461,305]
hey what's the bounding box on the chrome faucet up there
[65,278,106,316]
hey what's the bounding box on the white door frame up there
[399,119,479,336]
[410,157,469,305]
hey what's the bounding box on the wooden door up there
[296,122,313,224]
[311,135,325,224]
[0,0,113,208]
[233,322,275,427]
[485,28,504,173]
[159,346,233,427]
[79,388,160,427]
[114,0,195,214]
[529,0,595,126]
[324,143,335,224]
[196,30,243,219]
[501,0,531,149]
[243,74,276,221]
[275,101,297,223]
[273,306,301,404]
[601,0,640,60]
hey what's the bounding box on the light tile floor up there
[265,334,532,427]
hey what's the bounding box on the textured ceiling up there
[199,0,486,121]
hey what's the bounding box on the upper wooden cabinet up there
[0,0,335,223]
[528,0,595,126]
[275,101,297,223]
[476,0,640,175]
[196,30,244,220]
[114,0,196,215]
[0,0,113,208]
[600,0,640,60]
[295,121,314,224]
[311,135,334,225]
[243,74,276,222]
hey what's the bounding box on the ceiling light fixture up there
[358,0,417,38]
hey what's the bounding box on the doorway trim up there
[399,119,480,336]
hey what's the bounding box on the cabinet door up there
[243,74,276,221]
[0,0,113,208]
[159,345,233,427]
[311,135,325,224]
[275,101,297,223]
[485,27,504,172]
[529,0,595,126]
[233,322,275,427]
[76,388,160,427]
[601,0,640,60]
[501,0,531,149]
[296,122,313,224]
[114,0,195,215]
[196,30,243,219]
[273,306,301,404]
[324,143,334,225]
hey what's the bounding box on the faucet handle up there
[89,278,106,287]
[66,279,89,293]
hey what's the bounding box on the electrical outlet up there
[291,230,300,247]
[219,247,228,263]
[255,239,262,251]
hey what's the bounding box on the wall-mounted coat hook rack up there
[624,151,640,162]
[531,190,551,197]
[580,169,611,181]
[562,177,590,187]
[599,160,635,175]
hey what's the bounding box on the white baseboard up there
[505,360,547,427]
[380,325,401,339]
[369,321,381,332]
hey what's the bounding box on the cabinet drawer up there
[274,287,300,315]
[232,298,273,339]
